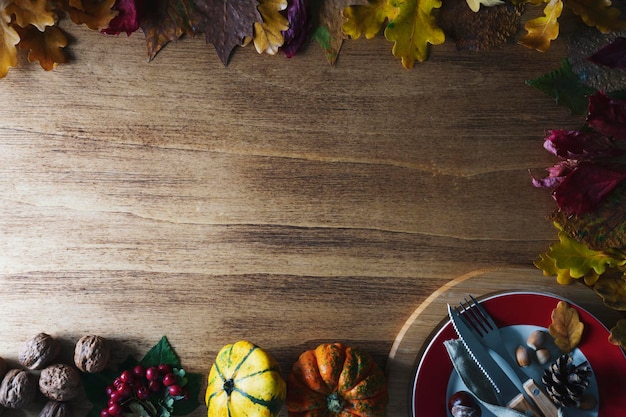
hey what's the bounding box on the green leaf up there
[526,58,597,115]
[172,372,202,415]
[140,336,181,368]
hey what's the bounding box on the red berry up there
[145,366,159,381]
[108,403,122,416]
[117,382,132,399]
[148,380,162,392]
[100,409,111,417]
[158,364,173,375]
[113,377,123,389]
[109,390,122,403]
[168,385,183,396]
[120,370,134,384]
[133,365,146,377]
[105,385,115,396]
[136,385,150,400]
[162,373,177,386]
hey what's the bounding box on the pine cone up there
[542,353,592,408]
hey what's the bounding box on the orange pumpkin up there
[286,343,388,417]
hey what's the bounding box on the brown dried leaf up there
[593,274,626,311]
[15,24,68,71]
[0,9,20,78]
[140,0,197,62]
[608,318,626,349]
[61,0,118,30]
[5,0,56,31]
[549,301,584,353]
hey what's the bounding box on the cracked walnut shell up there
[39,364,81,402]
[18,333,61,370]
[74,335,110,373]
[0,369,37,409]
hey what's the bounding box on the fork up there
[455,295,560,417]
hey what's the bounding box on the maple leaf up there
[519,0,563,52]
[383,0,445,68]
[589,36,626,69]
[343,0,396,40]
[140,0,196,61]
[567,0,625,34]
[15,23,68,70]
[102,0,142,35]
[282,0,309,57]
[549,301,584,353]
[465,0,503,13]
[193,0,262,65]
[0,6,20,78]
[252,0,288,55]
[608,318,626,347]
[60,0,118,30]
[5,0,56,31]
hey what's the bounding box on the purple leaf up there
[102,0,143,36]
[281,0,310,58]
[589,37,626,69]
[553,164,626,215]
[587,92,626,139]
[544,129,625,160]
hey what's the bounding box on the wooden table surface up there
[1,18,623,417]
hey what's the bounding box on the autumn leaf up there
[549,301,584,353]
[589,36,626,69]
[519,0,563,52]
[193,0,262,65]
[252,0,288,55]
[608,318,626,348]
[5,0,56,31]
[465,0,503,13]
[15,24,68,70]
[343,0,396,40]
[384,0,445,68]
[102,0,142,35]
[281,0,309,57]
[0,8,20,78]
[140,0,196,61]
[567,0,625,34]
[593,274,626,311]
[60,0,118,30]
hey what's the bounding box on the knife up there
[448,304,551,417]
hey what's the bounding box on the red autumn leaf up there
[193,0,262,65]
[589,37,626,69]
[102,0,143,35]
[139,0,196,61]
[587,92,626,139]
[553,164,626,215]
[543,129,625,160]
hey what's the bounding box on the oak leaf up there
[61,0,118,30]
[465,0,503,13]
[252,0,288,55]
[193,0,262,65]
[0,8,20,78]
[15,23,68,70]
[383,0,445,68]
[5,0,56,31]
[567,0,625,34]
[519,0,563,52]
[608,318,626,348]
[140,0,196,61]
[343,0,397,40]
[549,301,584,353]
[593,274,626,311]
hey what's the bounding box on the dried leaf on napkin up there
[549,301,584,353]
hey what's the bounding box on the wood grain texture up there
[0,18,621,417]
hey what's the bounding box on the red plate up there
[411,292,626,416]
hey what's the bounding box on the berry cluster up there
[101,364,188,417]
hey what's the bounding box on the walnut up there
[39,401,73,417]
[74,335,110,373]
[39,364,81,401]
[0,369,37,408]
[18,333,61,370]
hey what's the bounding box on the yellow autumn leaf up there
[549,301,584,353]
[383,0,445,69]
[608,318,626,349]
[343,0,398,40]
[0,6,20,78]
[519,0,563,52]
[465,0,504,13]
[567,0,626,33]
[253,0,288,55]
[5,0,56,31]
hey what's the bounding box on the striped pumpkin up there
[206,340,286,417]
[286,343,388,417]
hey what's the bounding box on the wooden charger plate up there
[385,267,625,417]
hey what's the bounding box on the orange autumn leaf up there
[608,318,626,349]
[61,0,118,30]
[519,0,563,52]
[5,0,56,31]
[15,24,68,70]
[0,8,20,78]
[549,301,584,353]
